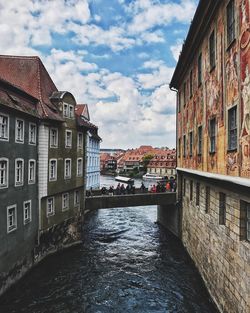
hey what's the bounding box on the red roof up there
[0,55,63,121]
[75,104,90,120]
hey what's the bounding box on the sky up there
[0,0,198,149]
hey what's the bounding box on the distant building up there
[147,149,176,178]
[75,104,101,190]
[170,1,250,312]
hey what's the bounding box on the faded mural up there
[178,0,250,179]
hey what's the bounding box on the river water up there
[0,176,218,313]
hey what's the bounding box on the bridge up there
[85,190,176,211]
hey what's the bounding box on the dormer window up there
[69,105,74,118]
[63,104,68,118]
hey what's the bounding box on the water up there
[0,176,218,313]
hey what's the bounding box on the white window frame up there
[29,122,37,145]
[15,158,24,187]
[77,132,83,150]
[23,200,32,225]
[7,204,17,233]
[49,159,57,181]
[65,130,72,148]
[64,158,71,179]
[15,118,24,143]
[62,193,69,211]
[50,128,58,148]
[47,197,55,217]
[69,105,74,118]
[0,158,8,189]
[63,103,69,118]
[0,113,9,141]
[77,158,83,177]
[28,159,36,184]
[74,190,80,207]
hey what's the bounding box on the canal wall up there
[157,203,180,238]
[0,214,82,297]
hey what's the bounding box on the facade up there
[0,55,88,295]
[0,78,40,295]
[75,104,101,190]
[170,1,250,312]
[147,149,176,178]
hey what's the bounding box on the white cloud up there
[170,39,183,62]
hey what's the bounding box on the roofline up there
[170,0,221,89]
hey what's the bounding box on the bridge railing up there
[86,188,175,197]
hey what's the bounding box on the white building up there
[75,104,101,190]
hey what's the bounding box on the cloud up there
[127,0,197,34]
[170,39,183,62]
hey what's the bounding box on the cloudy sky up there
[0,0,198,149]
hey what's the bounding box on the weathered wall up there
[181,174,249,313]
[157,204,180,237]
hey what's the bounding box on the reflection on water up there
[0,176,218,313]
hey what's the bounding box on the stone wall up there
[181,174,249,313]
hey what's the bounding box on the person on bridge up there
[120,184,125,195]
[116,183,121,195]
[166,181,171,192]
[140,182,146,193]
[109,186,114,196]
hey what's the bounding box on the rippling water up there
[0,205,218,313]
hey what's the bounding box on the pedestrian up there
[116,183,121,195]
[109,186,114,196]
[140,182,146,193]
[121,184,125,195]
[166,181,171,191]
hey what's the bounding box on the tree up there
[142,154,154,171]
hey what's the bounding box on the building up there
[170,1,250,312]
[75,104,101,190]
[147,149,176,178]
[0,55,88,294]
[0,77,40,296]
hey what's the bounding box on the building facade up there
[147,149,176,178]
[0,78,40,295]
[170,1,250,312]
[0,55,89,295]
[75,104,101,190]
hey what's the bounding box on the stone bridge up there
[85,190,176,211]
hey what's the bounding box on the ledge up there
[177,167,250,188]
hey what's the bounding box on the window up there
[74,190,80,206]
[63,103,68,117]
[0,158,8,188]
[64,159,71,179]
[65,130,72,148]
[219,193,226,225]
[209,30,216,69]
[77,158,83,177]
[77,132,83,150]
[240,201,250,242]
[178,138,181,158]
[183,178,186,196]
[228,106,237,151]
[49,159,57,181]
[205,186,210,213]
[183,135,186,157]
[62,193,69,211]
[210,118,216,153]
[183,82,186,105]
[198,53,202,86]
[15,119,24,143]
[69,105,74,118]
[50,128,58,148]
[47,197,55,216]
[190,70,193,98]
[28,160,36,184]
[189,131,193,157]
[23,200,32,224]
[190,180,193,201]
[196,183,200,206]
[198,126,202,155]
[178,91,181,112]
[7,205,17,233]
[0,113,9,141]
[29,123,36,145]
[227,0,235,46]
[15,159,24,186]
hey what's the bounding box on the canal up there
[0,176,218,313]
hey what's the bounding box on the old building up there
[0,55,88,294]
[0,78,40,295]
[147,149,176,178]
[170,1,250,312]
[75,104,101,190]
